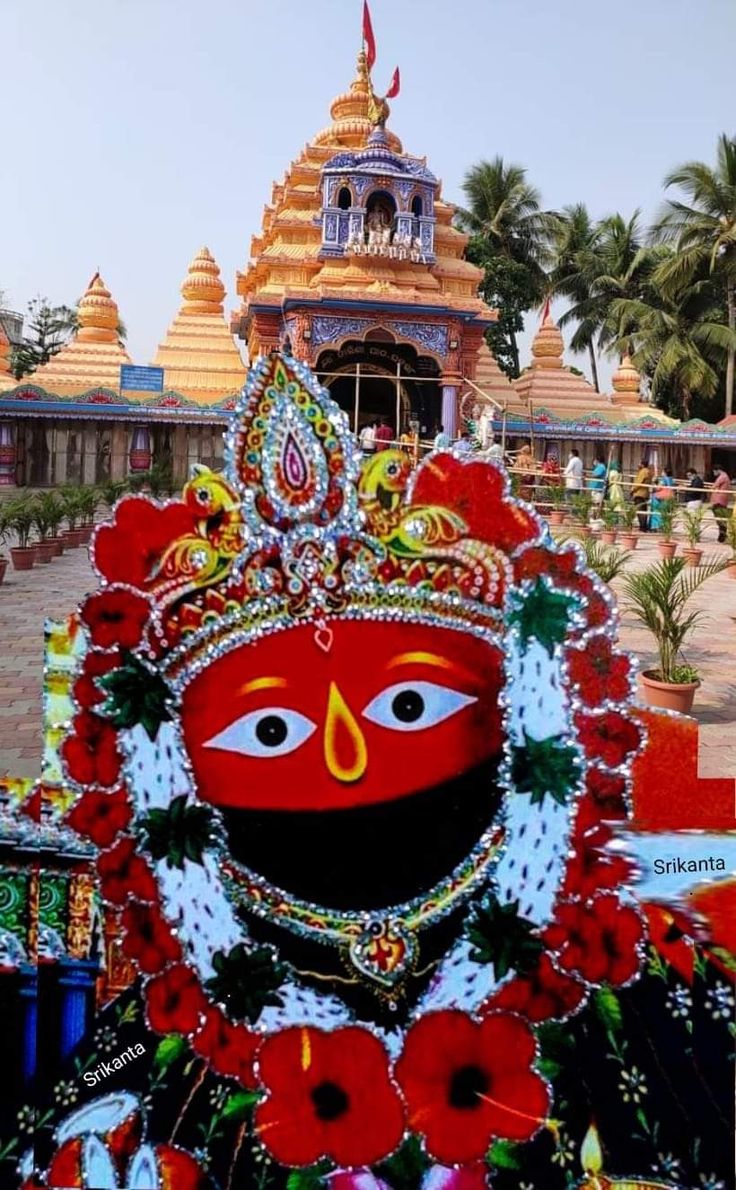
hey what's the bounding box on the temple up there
[1,33,735,484]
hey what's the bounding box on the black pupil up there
[255,715,288,747]
[448,1064,490,1110]
[311,1080,350,1121]
[391,689,425,723]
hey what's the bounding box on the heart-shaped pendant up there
[348,919,417,989]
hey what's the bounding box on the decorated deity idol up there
[19,353,734,1189]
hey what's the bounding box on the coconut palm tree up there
[653,134,736,416]
[610,262,736,420]
[457,158,555,375]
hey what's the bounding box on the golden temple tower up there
[28,273,132,395]
[152,247,246,405]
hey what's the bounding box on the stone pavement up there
[0,530,734,781]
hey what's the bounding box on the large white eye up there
[362,681,476,733]
[204,707,316,758]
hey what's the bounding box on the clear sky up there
[1,0,732,388]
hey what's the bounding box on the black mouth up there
[219,755,502,910]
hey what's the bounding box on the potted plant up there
[569,490,593,537]
[60,488,83,546]
[579,536,630,584]
[618,503,639,550]
[541,484,566,526]
[98,479,128,510]
[681,505,705,568]
[0,501,10,583]
[76,486,99,543]
[726,516,736,579]
[42,491,67,556]
[622,555,727,713]
[654,498,678,559]
[5,494,37,570]
[31,493,58,564]
[600,504,619,545]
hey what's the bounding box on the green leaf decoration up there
[377,1136,430,1189]
[593,986,623,1034]
[100,651,173,741]
[509,578,578,657]
[286,1162,331,1190]
[152,1034,186,1073]
[510,730,581,806]
[221,1090,261,1121]
[139,794,219,869]
[205,943,287,1025]
[488,1138,523,1170]
[465,895,543,979]
[536,1020,575,1082]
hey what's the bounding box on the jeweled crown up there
[92,352,541,689]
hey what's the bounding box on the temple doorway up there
[316,335,442,441]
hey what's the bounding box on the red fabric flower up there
[62,711,122,788]
[561,820,633,899]
[146,963,208,1035]
[92,496,197,589]
[395,1010,549,1164]
[412,454,538,554]
[66,787,132,847]
[97,837,157,904]
[192,1006,259,1088]
[643,903,696,985]
[544,893,644,986]
[81,587,150,650]
[255,1026,404,1168]
[121,901,182,973]
[566,637,632,707]
[575,710,642,769]
[586,767,627,818]
[485,954,586,1024]
[73,649,122,708]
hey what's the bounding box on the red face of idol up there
[182,620,504,813]
[181,620,505,908]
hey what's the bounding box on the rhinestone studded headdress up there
[92,352,539,691]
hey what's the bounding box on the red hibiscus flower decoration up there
[193,1006,259,1088]
[97,837,157,904]
[62,711,123,788]
[73,649,122,708]
[395,1010,549,1164]
[643,903,696,985]
[92,496,197,589]
[566,637,632,707]
[544,893,644,986]
[121,901,182,974]
[561,820,633,899]
[81,587,151,650]
[575,710,642,770]
[146,963,208,1035]
[586,767,627,818]
[255,1026,404,1168]
[412,454,538,554]
[486,953,586,1024]
[66,787,132,847]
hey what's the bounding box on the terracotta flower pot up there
[63,528,80,547]
[548,510,565,526]
[576,524,592,537]
[35,540,55,563]
[0,557,7,583]
[600,530,617,545]
[48,536,64,556]
[640,670,699,714]
[10,546,35,571]
[682,546,703,568]
[657,540,678,559]
[78,524,94,544]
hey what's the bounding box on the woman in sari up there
[648,466,676,531]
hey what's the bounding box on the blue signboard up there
[120,365,164,393]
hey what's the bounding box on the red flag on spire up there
[362,1,376,71]
[385,66,401,99]
[541,295,552,323]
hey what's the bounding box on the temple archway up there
[316,337,441,438]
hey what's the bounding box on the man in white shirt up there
[359,420,376,454]
[487,435,505,463]
[564,448,584,491]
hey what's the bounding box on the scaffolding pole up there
[395,361,401,438]
[353,363,361,434]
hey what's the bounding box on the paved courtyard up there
[0,527,734,781]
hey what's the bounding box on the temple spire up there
[77,273,120,343]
